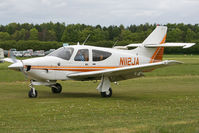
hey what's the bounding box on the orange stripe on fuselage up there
[27,66,120,72]
[30,66,118,69]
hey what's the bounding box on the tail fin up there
[127,26,194,64]
[143,26,167,63]
[143,26,167,44]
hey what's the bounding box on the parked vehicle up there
[14,51,23,57]
[33,50,45,56]
[23,51,32,57]
[0,48,4,63]
[4,50,8,57]
[10,48,16,52]
[27,49,33,56]
[45,49,55,55]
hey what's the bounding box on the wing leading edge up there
[67,60,182,81]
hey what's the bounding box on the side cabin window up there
[48,47,74,60]
[92,50,112,62]
[74,49,89,61]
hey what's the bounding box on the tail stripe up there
[150,34,167,63]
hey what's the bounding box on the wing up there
[67,60,182,81]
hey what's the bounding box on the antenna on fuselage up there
[112,40,118,48]
[82,34,90,45]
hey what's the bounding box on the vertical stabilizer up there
[143,26,167,44]
[143,26,167,63]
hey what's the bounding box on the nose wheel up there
[51,83,62,93]
[28,83,38,98]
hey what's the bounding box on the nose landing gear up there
[28,83,38,98]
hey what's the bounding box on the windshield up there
[47,47,74,60]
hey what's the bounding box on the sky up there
[0,0,199,26]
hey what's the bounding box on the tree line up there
[0,22,198,54]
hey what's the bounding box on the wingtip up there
[164,60,183,65]
[183,43,196,48]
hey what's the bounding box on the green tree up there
[46,30,57,41]
[167,28,184,42]
[120,30,132,41]
[29,28,39,40]
[0,32,11,41]
[185,28,196,42]
[107,26,121,40]
[12,29,26,41]
[61,25,80,42]
[6,23,20,34]
[90,28,108,42]
[54,22,65,42]
[79,28,92,42]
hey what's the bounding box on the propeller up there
[7,51,23,69]
[6,51,29,79]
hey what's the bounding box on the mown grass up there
[0,54,199,133]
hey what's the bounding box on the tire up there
[51,83,62,93]
[101,88,112,98]
[28,89,38,98]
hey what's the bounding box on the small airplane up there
[3,26,195,98]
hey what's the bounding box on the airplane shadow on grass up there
[38,90,99,99]
[39,91,146,101]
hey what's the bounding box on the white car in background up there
[27,49,33,56]
[33,50,45,56]
[15,51,23,57]
[0,48,4,63]
[23,51,32,57]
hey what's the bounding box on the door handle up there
[85,63,88,66]
[93,63,96,65]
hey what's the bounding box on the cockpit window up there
[92,50,112,61]
[74,49,89,61]
[47,47,74,60]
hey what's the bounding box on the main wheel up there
[51,83,62,93]
[101,88,112,98]
[28,89,38,98]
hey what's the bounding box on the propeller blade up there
[9,51,17,63]
[6,51,29,79]
[8,61,23,70]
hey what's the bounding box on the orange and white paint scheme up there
[4,26,195,98]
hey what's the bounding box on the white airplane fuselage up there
[22,45,151,81]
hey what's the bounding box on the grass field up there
[0,55,199,133]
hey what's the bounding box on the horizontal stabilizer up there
[144,43,195,48]
[127,43,195,49]
[127,43,142,48]
[113,43,142,49]
[113,46,128,50]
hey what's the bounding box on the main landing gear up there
[101,88,112,97]
[51,83,62,93]
[97,76,113,98]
